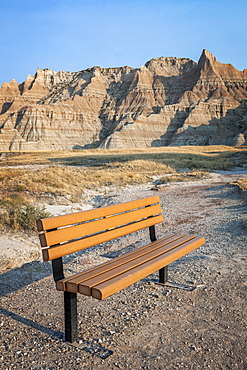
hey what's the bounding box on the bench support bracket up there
[159,266,168,284]
[149,225,157,242]
[64,291,78,343]
[149,225,169,285]
[52,257,64,282]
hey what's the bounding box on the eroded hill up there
[0,49,247,151]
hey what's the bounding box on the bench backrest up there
[37,196,163,261]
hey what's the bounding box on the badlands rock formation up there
[0,50,247,151]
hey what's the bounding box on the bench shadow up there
[0,303,113,359]
[0,306,64,339]
[0,260,52,297]
[0,262,64,343]
[0,260,113,358]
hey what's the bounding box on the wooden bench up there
[36,195,205,343]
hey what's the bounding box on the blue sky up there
[0,0,246,85]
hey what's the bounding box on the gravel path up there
[0,171,246,369]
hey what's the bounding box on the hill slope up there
[0,49,247,151]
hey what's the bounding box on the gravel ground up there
[0,171,247,369]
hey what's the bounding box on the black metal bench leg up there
[159,266,168,284]
[64,291,78,343]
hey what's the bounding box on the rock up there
[0,50,246,151]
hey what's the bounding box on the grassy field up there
[0,145,246,231]
[1,145,246,168]
[0,146,246,195]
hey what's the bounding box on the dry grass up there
[156,170,209,185]
[0,145,246,202]
[230,179,247,191]
[0,145,246,231]
[0,160,174,200]
[1,145,246,169]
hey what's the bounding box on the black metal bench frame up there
[52,225,167,343]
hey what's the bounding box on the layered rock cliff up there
[0,49,246,151]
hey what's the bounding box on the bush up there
[0,195,51,231]
[18,204,51,231]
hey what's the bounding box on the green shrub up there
[0,195,50,231]
[18,204,51,231]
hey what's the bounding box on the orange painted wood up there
[56,233,179,291]
[42,214,164,261]
[78,235,196,296]
[39,204,162,248]
[89,236,205,300]
[58,234,184,292]
[37,196,160,231]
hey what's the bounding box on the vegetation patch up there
[156,171,209,185]
[0,145,246,169]
[232,179,247,190]
[0,194,51,231]
[230,179,247,193]
[0,146,246,231]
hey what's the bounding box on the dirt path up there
[0,171,246,369]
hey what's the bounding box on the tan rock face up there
[0,49,246,151]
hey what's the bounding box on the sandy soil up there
[0,170,246,369]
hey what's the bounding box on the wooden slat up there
[89,236,205,300]
[40,203,162,247]
[42,214,164,261]
[56,233,180,291]
[78,235,196,296]
[59,234,184,292]
[37,196,160,231]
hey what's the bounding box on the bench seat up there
[56,233,204,300]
